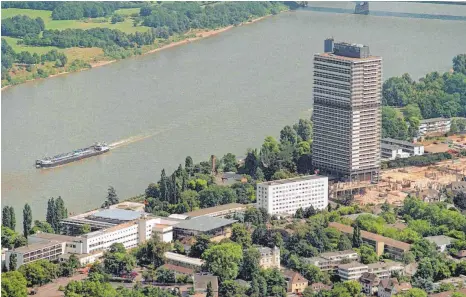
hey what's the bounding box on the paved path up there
[33,274,87,297]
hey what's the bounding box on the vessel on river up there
[35,143,109,168]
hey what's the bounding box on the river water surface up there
[2,2,466,223]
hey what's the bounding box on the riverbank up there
[1,15,272,91]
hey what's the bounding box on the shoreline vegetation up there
[1,15,270,91]
[1,2,291,90]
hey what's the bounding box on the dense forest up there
[1,1,144,19]
[382,54,466,140]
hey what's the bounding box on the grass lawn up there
[1,8,150,33]
[114,8,141,16]
[2,36,63,55]
[3,37,104,62]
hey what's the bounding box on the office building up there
[381,143,410,161]
[338,262,369,281]
[312,38,382,182]
[424,235,456,252]
[182,203,248,219]
[6,217,174,269]
[164,252,204,271]
[302,250,359,272]
[256,175,328,215]
[338,261,404,281]
[173,216,236,239]
[329,222,411,260]
[381,138,424,157]
[257,246,280,269]
[418,118,451,136]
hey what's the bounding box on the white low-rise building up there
[5,217,175,269]
[381,143,410,161]
[418,118,451,137]
[256,175,328,215]
[381,138,424,157]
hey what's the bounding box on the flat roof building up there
[338,262,369,281]
[165,252,204,270]
[312,39,382,183]
[183,203,248,219]
[256,175,328,215]
[382,138,424,157]
[329,222,411,260]
[302,249,359,272]
[419,118,451,137]
[173,216,236,238]
[424,235,456,252]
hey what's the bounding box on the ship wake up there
[109,124,180,149]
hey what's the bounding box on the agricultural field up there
[1,8,150,33]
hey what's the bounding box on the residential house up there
[194,273,219,297]
[258,246,280,269]
[424,236,456,252]
[283,270,309,293]
[310,282,331,293]
[360,272,380,295]
[378,278,411,297]
[338,262,369,281]
[329,222,411,260]
[302,250,359,272]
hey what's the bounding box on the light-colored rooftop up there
[10,240,63,254]
[89,208,145,221]
[30,232,79,242]
[342,213,378,221]
[338,261,367,269]
[258,175,327,187]
[316,52,381,62]
[420,117,450,124]
[329,222,411,251]
[382,138,423,148]
[165,252,204,266]
[183,203,247,218]
[174,216,236,232]
[320,249,357,258]
[424,235,456,247]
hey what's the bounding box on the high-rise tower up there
[312,39,382,182]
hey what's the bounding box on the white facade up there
[418,118,451,136]
[381,144,410,161]
[256,175,328,215]
[381,138,424,157]
[6,217,174,269]
[338,262,368,281]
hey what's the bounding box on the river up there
[2,2,466,224]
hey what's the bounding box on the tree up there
[397,288,428,297]
[102,186,119,207]
[135,236,170,268]
[222,153,237,172]
[300,264,323,284]
[240,247,261,281]
[293,119,312,142]
[103,243,135,276]
[454,192,466,210]
[46,198,57,233]
[358,244,378,264]
[202,242,243,280]
[206,281,214,297]
[382,106,409,140]
[156,267,175,283]
[111,14,124,24]
[189,234,212,258]
[219,280,247,297]
[22,204,32,238]
[280,125,298,145]
[9,254,17,271]
[1,271,28,297]
[198,185,237,208]
[295,207,304,219]
[453,54,466,75]
[338,234,353,251]
[352,224,363,248]
[18,260,58,286]
[31,220,54,234]
[79,224,91,235]
[2,206,15,230]
[231,223,251,248]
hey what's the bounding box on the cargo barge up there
[35,143,109,168]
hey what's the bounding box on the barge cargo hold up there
[35,143,109,168]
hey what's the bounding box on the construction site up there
[330,157,466,206]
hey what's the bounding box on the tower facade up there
[312,39,382,182]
